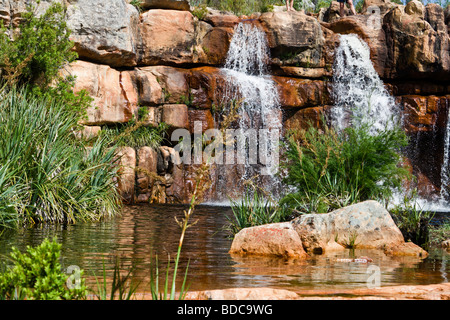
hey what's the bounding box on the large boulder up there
[66,0,140,67]
[229,222,309,259]
[291,200,405,253]
[230,201,428,258]
[139,9,221,66]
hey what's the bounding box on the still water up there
[0,204,449,293]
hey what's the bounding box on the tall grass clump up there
[226,186,292,235]
[0,86,121,226]
[279,122,410,214]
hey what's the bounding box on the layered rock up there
[9,0,445,203]
[62,60,138,125]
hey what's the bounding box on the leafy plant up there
[390,190,434,249]
[99,119,168,149]
[94,256,140,300]
[0,1,77,88]
[279,121,410,214]
[0,237,87,300]
[0,86,121,226]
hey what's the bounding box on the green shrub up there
[0,1,77,88]
[390,191,434,249]
[0,86,121,226]
[279,123,410,214]
[0,1,91,120]
[0,237,87,300]
[99,119,168,149]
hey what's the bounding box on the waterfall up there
[215,23,282,199]
[331,34,399,134]
[222,23,282,133]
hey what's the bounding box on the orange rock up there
[384,242,429,258]
[229,222,310,259]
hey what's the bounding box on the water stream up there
[215,23,282,199]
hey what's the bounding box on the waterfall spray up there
[217,22,282,199]
[331,34,399,134]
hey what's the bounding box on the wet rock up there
[199,27,234,66]
[383,242,429,258]
[274,78,332,109]
[66,0,139,67]
[188,109,215,134]
[229,222,309,259]
[284,106,330,132]
[188,66,227,109]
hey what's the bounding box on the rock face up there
[230,201,428,259]
[13,0,446,203]
[140,0,190,11]
[62,60,138,125]
[383,1,449,80]
[66,0,140,67]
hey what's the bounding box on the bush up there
[279,123,410,214]
[0,1,77,88]
[0,237,87,300]
[0,86,121,226]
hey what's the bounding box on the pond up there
[0,204,449,294]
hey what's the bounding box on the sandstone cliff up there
[1,0,448,203]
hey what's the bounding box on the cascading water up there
[332,34,450,212]
[331,34,399,134]
[440,121,450,201]
[213,22,282,201]
[222,23,282,133]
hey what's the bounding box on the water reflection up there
[0,204,449,293]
